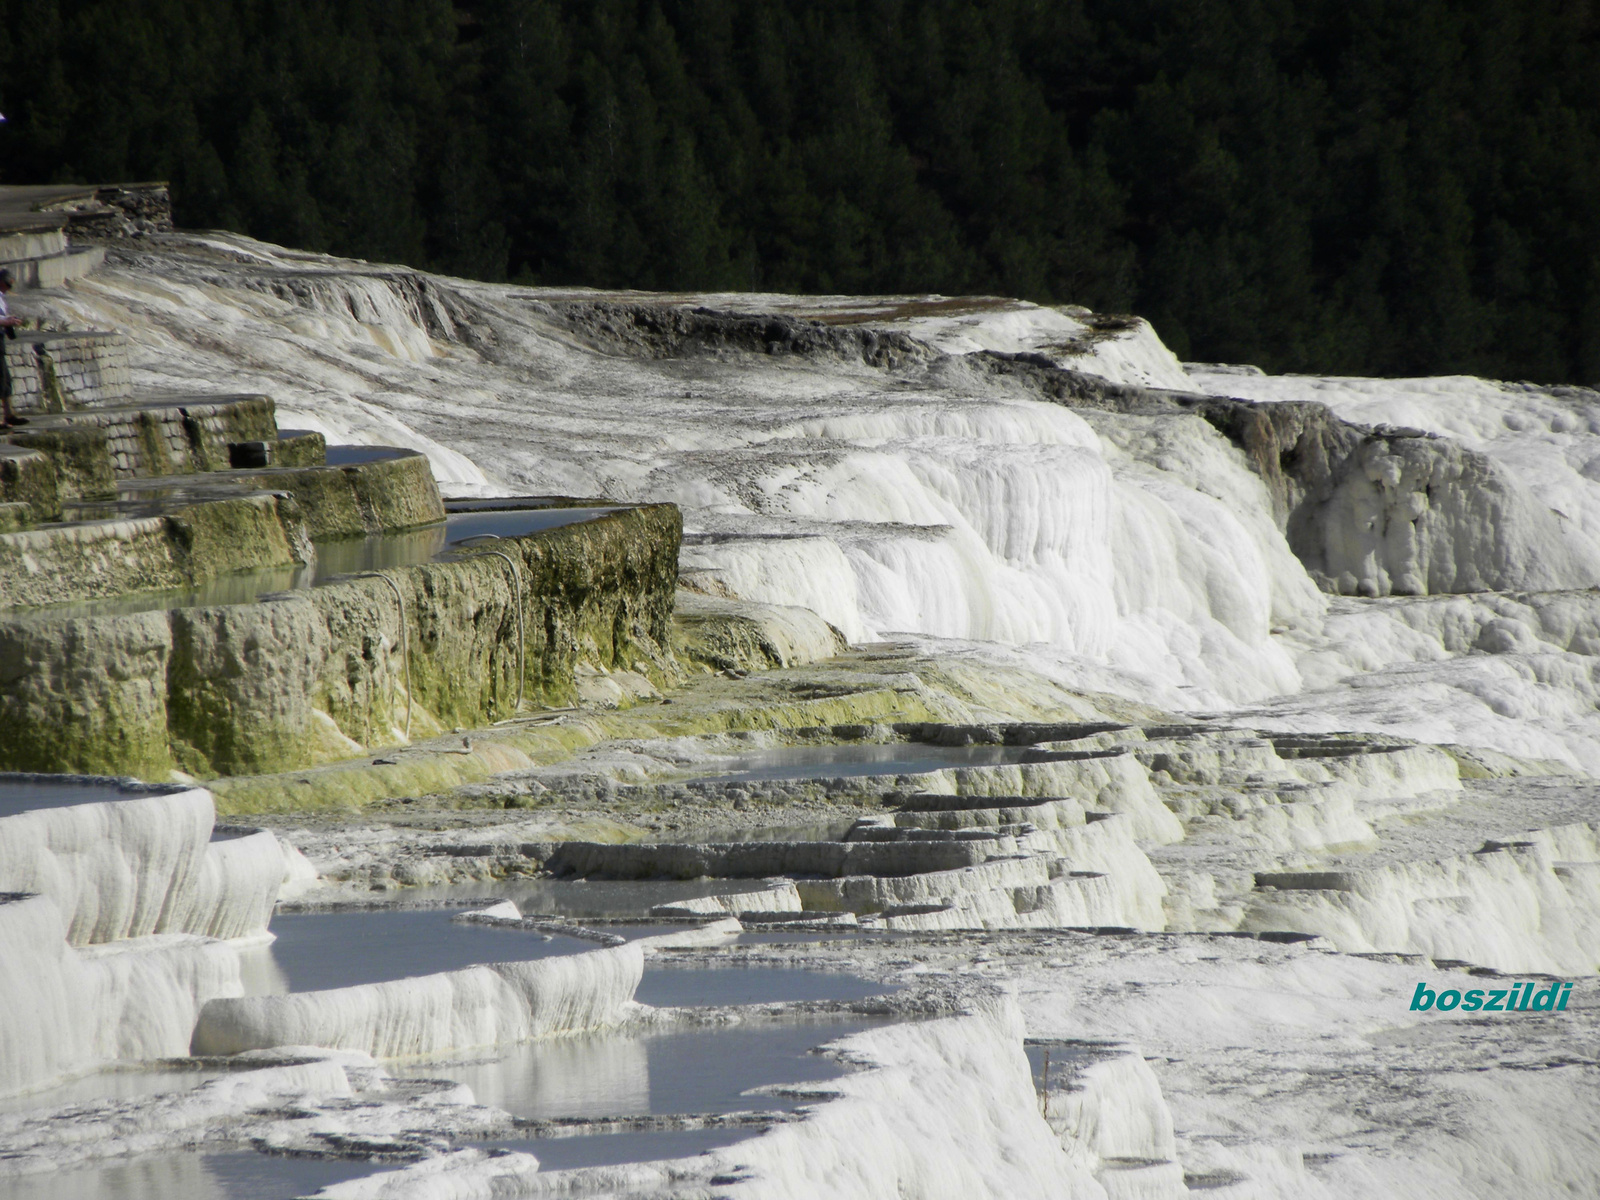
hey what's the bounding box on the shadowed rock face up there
[551,300,938,370]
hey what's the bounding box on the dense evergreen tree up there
[0,0,1595,383]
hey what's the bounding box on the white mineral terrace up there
[1,234,1598,1197]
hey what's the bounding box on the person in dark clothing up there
[0,268,24,427]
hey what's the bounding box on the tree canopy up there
[1,0,1596,383]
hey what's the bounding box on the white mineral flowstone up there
[795,837,1166,933]
[277,837,324,902]
[0,1055,353,1173]
[650,880,804,917]
[632,917,743,951]
[1050,815,1170,930]
[0,788,211,945]
[0,1045,517,1181]
[903,754,1183,845]
[1042,1043,1183,1197]
[191,942,646,1058]
[892,796,1087,830]
[173,829,286,940]
[1018,932,1600,1199]
[39,237,1315,713]
[0,786,281,945]
[0,892,243,1098]
[1244,827,1600,975]
[1186,365,1600,597]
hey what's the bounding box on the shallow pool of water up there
[0,563,314,619]
[442,506,622,545]
[700,743,1035,783]
[250,908,602,994]
[310,526,446,578]
[0,1066,218,1117]
[635,966,890,1008]
[323,445,416,466]
[479,1125,757,1172]
[397,878,769,919]
[0,775,175,818]
[0,1150,378,1200]
[251,910,883,1003]
[401,1018,883,1119]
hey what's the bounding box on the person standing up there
[0,268,24,427]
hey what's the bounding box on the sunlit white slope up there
[1025,937,1600,1200]
[43,234,1600,755]
[42,234,1312,707]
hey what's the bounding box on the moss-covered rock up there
[4,426,115,502]
[227,451,444,538]
[0,445,60,522]
[163,493,301,578]
[0,493,304,609]
[272,430,327,468]
[182,396,278,471]
[0,611,174,776]
[344,453,446,531]
[167,598,351,777]
[0,502,684,778]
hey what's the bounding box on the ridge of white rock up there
[650,880,805,917]
[0,787,282,945]
[1243,821,1600,975]
[37,232,1600,766]
[1043,1042,1184,1198]
[1026,932,1600,1199]
[0,892,242,1098]
[191,942,645,1058]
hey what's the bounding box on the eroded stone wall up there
[3,332,132,414]
[0,493,306,610]
[0,504,682,777]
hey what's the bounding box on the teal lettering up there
[1485,990,1507,1011]
[1462,990,1485,1011]
[1410,982,1436,1011]
[1436,990,1461,1011]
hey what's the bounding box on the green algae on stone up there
[134,409,177,475]
[272,430,327,468]
[0,445,60,523]
[4,426,115,503]
[227,451,444,539]
[164,493,301,579]
[0,502,686,778]
[166,597,349,777]
[344,453,446,530]
[0,611,175,776]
